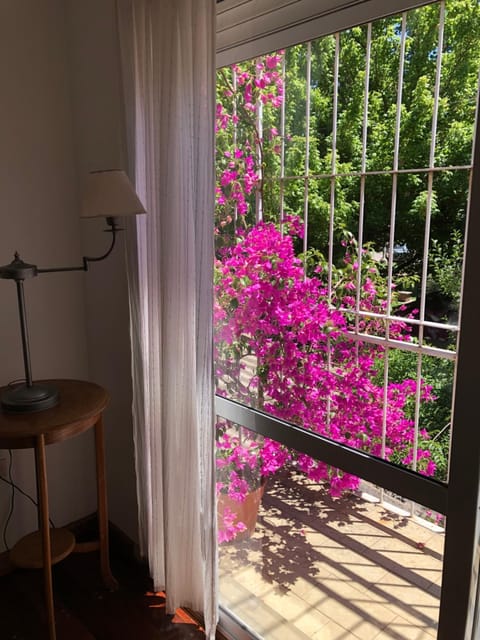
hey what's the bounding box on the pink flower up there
[266,54,282,69]
[214,51,436,542]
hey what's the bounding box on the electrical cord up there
[2,451,14,551]
[0,474,56,529]
[1,450,56,550]
[2,379,56,548]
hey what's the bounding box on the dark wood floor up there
[0,538,207,640]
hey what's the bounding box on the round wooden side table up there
[0,379,118,640]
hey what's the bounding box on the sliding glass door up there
[214,2,480,637]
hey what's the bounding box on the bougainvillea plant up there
[214,53,435,543]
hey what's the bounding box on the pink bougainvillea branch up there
[214,53,435,542]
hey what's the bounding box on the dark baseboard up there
[67,511,145,567]
[0,512,145,576]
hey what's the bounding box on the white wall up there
[0,0,97,548]
[0,0,139,550]
[65,0,139,542]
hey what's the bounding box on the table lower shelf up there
[10,528,76,569]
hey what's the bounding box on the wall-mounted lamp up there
[0,170,146,414]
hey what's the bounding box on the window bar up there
[303,41,312,261]
[438,60,480,640]
[328,32,340,303]
[279,53,286,234]
[447,353,461,477]
[355,22,372,350]
[341,306,459,333]
[255,59,263,223]
[343,329,456,361]
[412,1,446,477]
[416,1,445,341]
[215,395,447,515]
[380,350,390,462]
[446,79,479,481]
[381,13,407,463]
[262,163,472,183]
[446,168,480,482]
[233,67,238,226]
[411,352,423,481]
[326,33,340,432]
[386,12,407,320]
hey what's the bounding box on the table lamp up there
[0,169,146,413]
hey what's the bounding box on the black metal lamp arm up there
[36,217,119,275]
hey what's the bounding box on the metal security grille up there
[245,0,474,483]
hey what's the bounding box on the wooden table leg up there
[94,414,118,590]
[35,434,56,640]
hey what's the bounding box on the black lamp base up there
[1,382,59,413]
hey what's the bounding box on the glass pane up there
[367,16,402,173]
[304,178,331,258]
[215,2,480,636]
[284,44,309,178]
[336,26,370,174]
[437,1,480,167]
[214,205,443,479]
[386,350,454,483]
[217,421,444,639]
[308,35,335,176]
[426,172,468,331]
[398,4,440,170]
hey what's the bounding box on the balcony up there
[219,468,443,640]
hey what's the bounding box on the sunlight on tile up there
[219,471,443,640]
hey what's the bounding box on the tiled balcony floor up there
[219,470,443,640]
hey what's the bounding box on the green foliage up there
[264,1,479,314]
[386,348,454,481]
[430,228,464,304]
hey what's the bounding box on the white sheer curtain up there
[117,1,217,637]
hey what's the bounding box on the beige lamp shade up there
[81,169,146,219]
